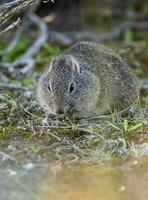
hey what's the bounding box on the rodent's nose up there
[55,108,64,115]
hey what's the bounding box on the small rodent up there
[37,41,139,118]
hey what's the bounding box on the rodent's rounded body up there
[37,41,139,118]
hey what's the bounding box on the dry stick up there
[127,11,148,21]
[69,21,148,41]
[48,21,148,46]
[0,17,31,55]
[17,11,48,74]
[0,11,48,74]
[0,82,28,90]
[0,0,40,27]
[48,30,73,46]
[0,18,21,35]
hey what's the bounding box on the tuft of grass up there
[1,37,30,62]
[124,29,133,43]
[35,43,61,69]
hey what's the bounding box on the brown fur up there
[37,41,139,118]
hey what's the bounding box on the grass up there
[0,40,147,169]
[0,44,147,200]
[0,84,147,164]
[0,6,148,199]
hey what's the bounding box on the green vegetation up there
[1,37,30,62]
[0,39,148,159]
[0,4,148,198]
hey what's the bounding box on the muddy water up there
[0,140,147,200]
[38,158,148,200]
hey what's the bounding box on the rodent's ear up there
[48,57,56,72]
[71,57,81,73]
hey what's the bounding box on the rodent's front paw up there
[55,114,66,120]
[46,111,67,121]
[42,112,56,126]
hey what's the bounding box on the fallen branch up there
[0,0,40,27]
[48,30,73,47]
[0,16,31,55]
[47,21,148,46]
[0,11,48,74]
[0,82,28,91]
[0,18,21,35]
[68,21,148,41]
[127,11,148,21]
[1,16,147,75]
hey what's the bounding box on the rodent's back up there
[65,41,118,71]
[37,41,139,118]
[65,41,139,110]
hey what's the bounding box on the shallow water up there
[0,139,148,200]
[38,158,148,200]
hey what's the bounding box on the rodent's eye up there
[48,84,52,93]
[69,82,75,94]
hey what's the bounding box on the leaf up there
[2,37,30,62]
[23,78,33,87]
[107,121,122,132]
[128,123,142,132]
[10,80,20,85]
[43,43,60,55]
[124,29,133,42]
[123,119,128,131]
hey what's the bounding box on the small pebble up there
[23,163,35,171]
[118,186,126,192]
[132,160,138,165]
[23,91,33,100]
[8,170,17,176]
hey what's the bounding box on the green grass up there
[0,32,147,167]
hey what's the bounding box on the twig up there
[0,82,28,91]
[0,16,31,55]
[0,18,21,35]
[48,30,73,46]
[0,0,40,27]
[0,11,48,74]
[47,21,148,46]
[21,12,48,58]
[18,11,48,74]
[20,105,40,118]
[67,21,148,42]
[0,72,9,83]
[127,11,148,21]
